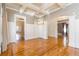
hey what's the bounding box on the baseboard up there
[48,36,57,39]
[48,35,57,38]
[26,37,48,40]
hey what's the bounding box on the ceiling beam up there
[20,3,48,14]
[6,3,72,18]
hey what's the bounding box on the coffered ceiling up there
[6,3,72,18]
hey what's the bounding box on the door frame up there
[14,14,26,40]
[57,18,69,47]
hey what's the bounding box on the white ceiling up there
[6,3,72,18]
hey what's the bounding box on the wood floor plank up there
[0,37,79,56]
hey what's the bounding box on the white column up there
[2,3,8,52]
[0,3,2,54]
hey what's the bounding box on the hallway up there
[0,37,79,56]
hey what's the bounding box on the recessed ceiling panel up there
[6,3,21,10]
[6,3,72,18]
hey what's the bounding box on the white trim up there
[6,7,36,17]
[0,3,2,54]
[14,14,26,41]
[6,7,19,12]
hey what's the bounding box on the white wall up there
[25,24,37,39]
[8,22,47,42]
[69,16,76,48]
[75,19,79,48]
[8,22,16,42]
[47,15,57,38]
[25,23,47,40]
[8,14,47,43]
[69,15,79,48]
[38,24,48,39]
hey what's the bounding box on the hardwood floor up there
[0,37,79,56]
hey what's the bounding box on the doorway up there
[16,18,24,40]
[57,20,69,47]
[14,15,26,41]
